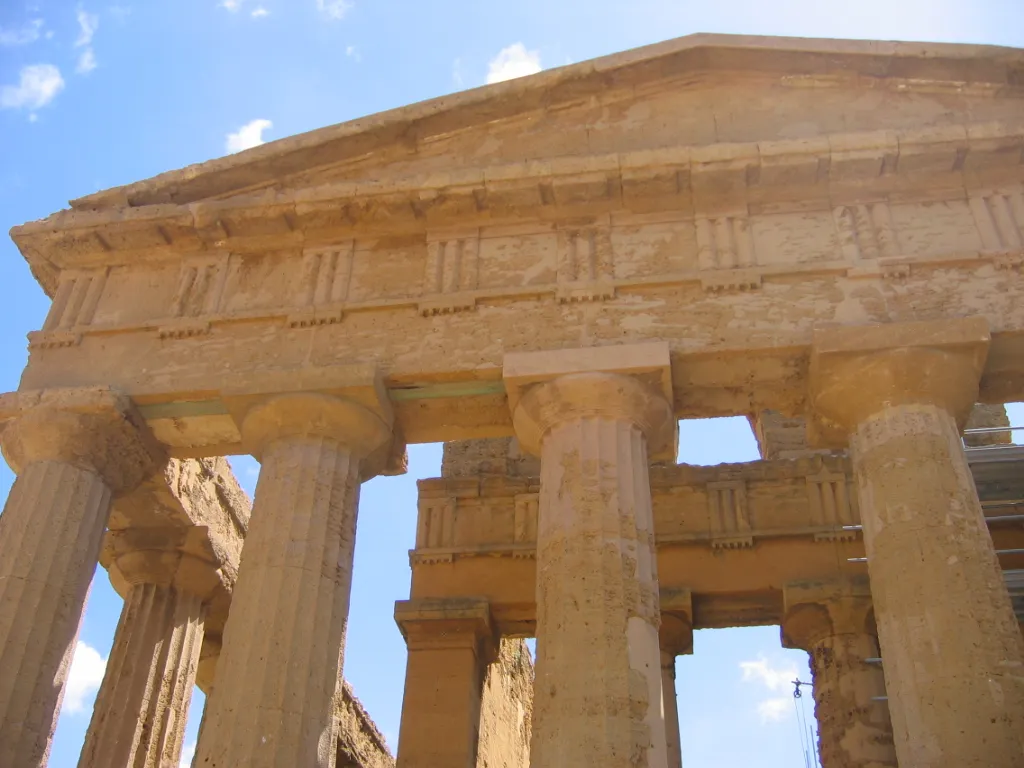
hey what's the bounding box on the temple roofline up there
[66,33,1024,212]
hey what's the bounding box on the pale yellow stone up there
[782,581,896,768]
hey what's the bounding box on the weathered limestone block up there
[755,403,1013,458]
[196,390,394,768]
[476,639,534,768]
[80,456,249,768]
[0,388,164,767]
[749,410,834,461]
[505,343,678,768]
[336,682,395,768]
[442,438,540,478]
[782,580,896,768]
[810,318,1024,768]
[964,402,1013,447]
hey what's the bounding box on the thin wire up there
[793,685,812,768]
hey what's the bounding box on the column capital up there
[395,597,499,666]
[0,387,166,495]
[781,578,874,651]
[503,342,677,459]
[102,527,229,603]
[808,317,989,447]
[660,588,694,657]
[223,365,399,475]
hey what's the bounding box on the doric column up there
[394,598,497,768]
[195,385,395,768]
[809,318,1024,766]
[504,343,678,768]
[0,388,164,767]
[78,528,228,768]
[781,579,896,768]
[659,592,693,768]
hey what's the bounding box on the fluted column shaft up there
[0,459,112,765]
[79,583,205,768]
[195,434,360,767]
[808,631,894,767]
[531,412,667,768]
[660,652,682,768]
[851,403,1024,765]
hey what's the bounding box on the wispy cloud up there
[62,641,107,714]
[316,0,353,20]
[75,6,99,74]
[739,655,799,724]
[251,6,269,17]
[1,64,65,111]
[75,7,98,47]
[486,42,541,84]
[345,44,360,62]
[220,0,243,11]
[0,19,45,46]
[77,47,97,74]
[225,118,272,153]
[179,740,196,768]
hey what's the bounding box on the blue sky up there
[1,1,1023,766]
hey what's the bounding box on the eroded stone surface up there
[477,639,534,768]
[782,581,896,768]
[336,682,395,768]
[0,391,163,767]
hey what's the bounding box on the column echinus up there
[0,388,165,767]
[781,578,896,768]
[194,372,399,768]
[78,458,247,768]
[503,343,677,768]
[808,317,1024,766]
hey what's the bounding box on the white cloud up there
[225,118,272,153]
[739,654,799,724]
[0,64,65,111]
[740,655,797,691]
[345,44,360,61]
[74,6,98,73]
[251,6,269,17]
[179,740,196,768]
[486,43,542,84]
[0,19,45,46]
[316,0,353,20]
[75,7,99,48]
[220,0,242,10]
[62,641,107,714]
[77,47,97,74]
[757,696,793,723]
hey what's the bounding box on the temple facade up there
[2,32,1024,768]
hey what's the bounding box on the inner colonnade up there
[3,32,1024,768]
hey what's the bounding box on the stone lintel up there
[781,577,874,651]
[503,342,677,459]
[0,386,165,494]
[394,597,498,665]
[659,588,694,656]
[808,318,990,447]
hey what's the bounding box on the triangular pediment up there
[70,33,1024,211]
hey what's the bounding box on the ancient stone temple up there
[2,32,1024,768]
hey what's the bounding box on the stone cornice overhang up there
[65,34,1024,212]
[11,120,1024,294]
